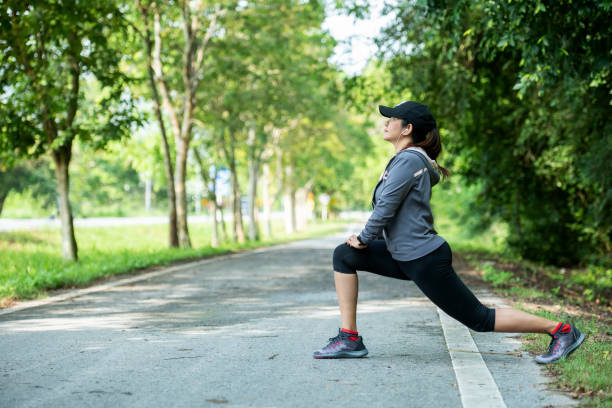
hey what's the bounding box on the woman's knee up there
[465,307,496,332]
[332,243,356,274]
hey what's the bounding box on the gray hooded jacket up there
[357,148,445,261]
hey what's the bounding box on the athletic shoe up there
[313,329,368,359]
[535,324,585,364]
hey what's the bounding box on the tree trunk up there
[274,142,284,206]
[262,161,272,237]
[247,144,260,241]
[283,189,296,234]
[296,180,314,231]
[51,144,78,261]
[229,161,245,243]
[206,173,219,247]
[152,4,193,248]
[214,147,228,243]
[247,162,259,241]
[0,190,9,217]
[139,4,179,247]
[218,197,228,243]
[209,166,219,247]
[164,147,180,248]
[206,200,217,246]
[174,137,191,247]
[259,130,278,237]
[283,163,296,234]
[295,187,308,232]
[221,131,245,244]
[193,148,220,247]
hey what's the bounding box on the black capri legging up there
[333,240,495,332]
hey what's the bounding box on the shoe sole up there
[313,349,368,359]
[535,332,585,364]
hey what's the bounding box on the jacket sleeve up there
[358,155,421,244]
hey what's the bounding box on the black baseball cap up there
[379,101,437,142]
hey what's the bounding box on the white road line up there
[437,308,507,408]
[0,243,293,317]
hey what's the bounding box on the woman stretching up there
[313,101,584,364]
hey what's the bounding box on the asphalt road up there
[0,229,576,408]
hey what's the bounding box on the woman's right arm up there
[357,155,421,244]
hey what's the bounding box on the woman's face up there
[382,117,410,143]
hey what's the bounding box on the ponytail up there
[401,121,449,179]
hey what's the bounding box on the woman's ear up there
[401,123,413,135]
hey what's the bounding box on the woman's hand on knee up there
[345,234,368,249]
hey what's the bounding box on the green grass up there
[460,257,612,405]
[472,254,611,310]
[1,189,171,218]
[469,262,612,406]
[0,219,349,302]
[519,307,612,407]
[481,263,519,287]
[466,259,612,405]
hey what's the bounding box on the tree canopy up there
[374,0,612,265]
[1,0,610,267]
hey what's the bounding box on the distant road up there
[0,215,212,231]
[0,211,369,232]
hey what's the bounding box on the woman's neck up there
[394,140,413,153]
